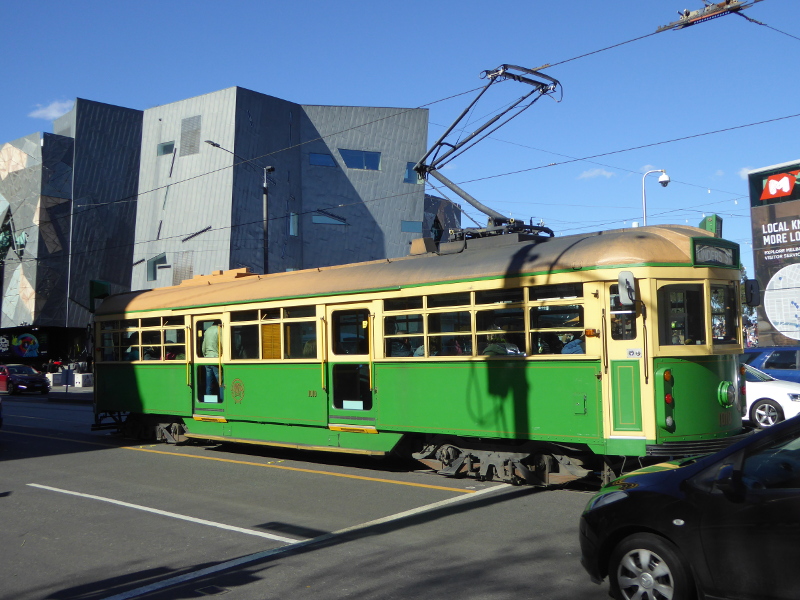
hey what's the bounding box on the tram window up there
[196,320,221,358]
[121,319,138,329]
[386,314,423,335]
[478,332,526,356]
[163,317,183,327]
[428,292,471,308]
[529,305,583,329]
[164,328,186,360]
[285,321,317,359]
[332,309,369,355]
[141,317,160,328]
[101,321,118,330]
[122,331,140,361]
[261,308,280,320]
[231,324,260,359]
[476,288,524,305]
[332,364,373,410]
[657,284,705,345]
[432,335,472,356]
[711,284,738,345]
[261,323,281,359]
[231,310,258,322]
[428,311,471,333]
[385,336,424,357]
[285,306,315,318]
[610,285,637,341]
[530,283,583,301]
[477,308,524,338]
[530,331,581,355]
[384,296,423,311]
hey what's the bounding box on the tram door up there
[604,283,645,436]
[325,304,376,421]
[192,315,226,417]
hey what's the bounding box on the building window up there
[404,162,423,184]
[309,153,336,167]
[339,149,380,170]
[146,253,167,282]
[289,213,299,236]
[157,141,175,156]
[180,115,201,156]
[312,210,346,225]
[401,221,423,233]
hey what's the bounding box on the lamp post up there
[205,140,276,274]
[641,169,670,226]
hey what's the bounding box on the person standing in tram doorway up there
[203,320,222,400]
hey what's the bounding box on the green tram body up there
[94,225,749,484]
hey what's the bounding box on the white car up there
[744,363,800,427]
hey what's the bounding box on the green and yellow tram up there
[93,224,751,485]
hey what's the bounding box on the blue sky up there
[4,0,799,276]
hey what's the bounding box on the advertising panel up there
[749,161,800,345]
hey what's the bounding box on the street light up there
[205,140,276,274]
[204,140,275,192]
[641,169,670,226]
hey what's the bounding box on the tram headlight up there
[717,381,735,408]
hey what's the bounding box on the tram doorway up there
[325,304,376,425]
[192,315,226,419]
[604,283,645,436]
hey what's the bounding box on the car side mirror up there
[714,463,744,501]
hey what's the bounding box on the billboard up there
[749,161,800,345]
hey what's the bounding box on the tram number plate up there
[719,412,732,426]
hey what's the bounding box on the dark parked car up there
[743,346,800,383]
[0,364,50,395]
[580,416,800,600]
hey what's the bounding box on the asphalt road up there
[0,394,609,600]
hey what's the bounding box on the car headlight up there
[789,394,800,402]
[587,490,629,511]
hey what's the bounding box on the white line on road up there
[27,483,304,544]
[58,482,509,600]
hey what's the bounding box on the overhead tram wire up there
[15,23,671,239]
[6,22,776,264]
[733,11,800,43]
[457,112,800,187]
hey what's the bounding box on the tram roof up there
[97,225,719,315]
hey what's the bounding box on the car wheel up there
[7,383,17,395]
[609,533,694,600]
[750,398,784,428]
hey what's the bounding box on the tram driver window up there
[332,309,370,355]
[609,285,637,341]
[657,284,706,346]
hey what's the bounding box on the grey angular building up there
[0,99,142,362]
[132,87,432,289]
[0,87,459,364]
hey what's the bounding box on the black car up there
[0,364,51,395]
[580,416,800,600]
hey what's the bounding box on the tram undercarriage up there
[411,437,594,487]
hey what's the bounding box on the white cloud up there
[715,170,724,177]
[28,100,74,121]
[578,168,614,179]
[739,167,752,180]
[640,164,657,172]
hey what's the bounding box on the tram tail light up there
[655,368,676,433]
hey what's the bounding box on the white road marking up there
[27,484,304,544]
[34,481,508,600]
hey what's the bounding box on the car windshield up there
[744,364,775,382]
[7,365,38,375]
